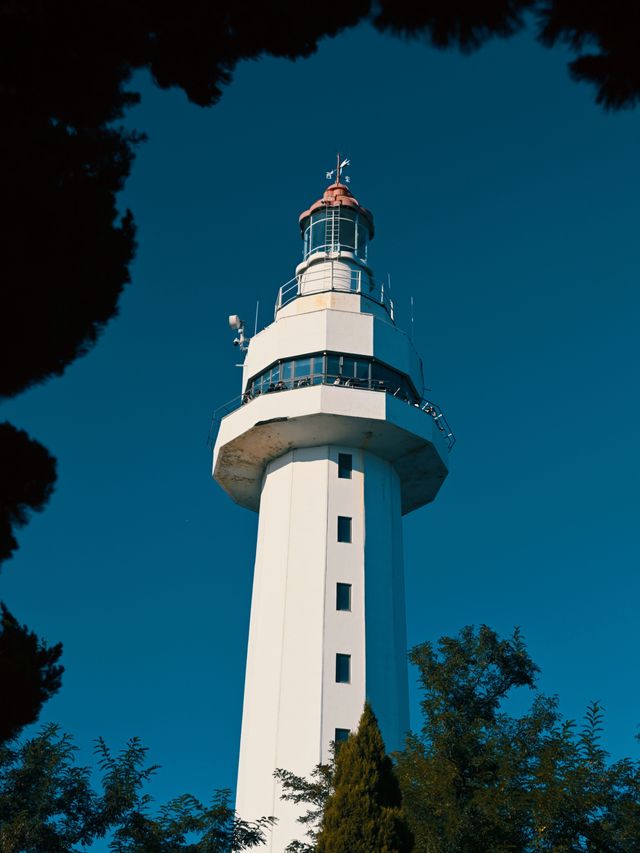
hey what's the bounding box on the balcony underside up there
[213,385,449,514]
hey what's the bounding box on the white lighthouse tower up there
[212,160,452,851]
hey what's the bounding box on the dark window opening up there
[338,453,352,479]
[335,728,350,745]
[336,582,352,611]
[336,654,351,683]
[337,516,352,543]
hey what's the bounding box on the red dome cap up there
[299,183,375,238]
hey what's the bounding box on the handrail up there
[208,380,456,451]
[274,262,394,321]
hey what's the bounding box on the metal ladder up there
[325,208,339,252]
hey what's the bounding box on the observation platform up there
[212,383,450,515]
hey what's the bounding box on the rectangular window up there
[338,453,352,479]
[336,583,351,611]
[336,653,351,683]
[337,516,352,543]
[335,728,350,744]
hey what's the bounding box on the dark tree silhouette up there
[0,606,63,744]
[0,423,62,744]
[0,423,56,564]
[374,1,640,111]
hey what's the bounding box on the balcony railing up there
[275,262,394,320]
[208,376,455,451]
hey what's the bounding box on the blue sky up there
[2,20,640,826]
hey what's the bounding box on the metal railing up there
[208,377,455,451]
[275,262,394,321]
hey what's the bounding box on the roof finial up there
[325,153,351,186]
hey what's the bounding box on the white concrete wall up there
[235,445,408,851]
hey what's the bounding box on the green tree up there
[396,625,640,852]
[277,754,335,852]
[310,703,412,853]
[0,723,272,852]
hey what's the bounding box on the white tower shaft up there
[235,445,409,850]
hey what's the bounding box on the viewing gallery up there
[243,352,419,403]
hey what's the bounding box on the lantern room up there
[299,181,374,265]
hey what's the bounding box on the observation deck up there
[274,261,394,321]
[212,383,450,515]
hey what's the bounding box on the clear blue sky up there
[3,20,640,825]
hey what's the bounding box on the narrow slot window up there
[336,653,351,683]
[336,583,351,611]
[335,728,350,745]
[337,516,352,543]
[338,453,352,479]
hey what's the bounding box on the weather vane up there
[325,153,351,185]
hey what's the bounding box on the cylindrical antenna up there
[254,300,260,336]
[410,295,415,340]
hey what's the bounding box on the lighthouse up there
[212,160,453,851]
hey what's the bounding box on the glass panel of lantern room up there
[310,213,327,253]
[338,211,356,252]
[356,221,368,260]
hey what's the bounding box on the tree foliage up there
[278,703,412,853]
[278,627,640,852]
[0,423,56,565]
[276,758,334,852]
[396,625,640,852]
[0,724,272,852]
[0,606,63,746]
[0,423,62,746]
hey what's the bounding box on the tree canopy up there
[0,605,63,745]
[277,704,412,852]
[278,626,640,852]
[0,723,272,852]
[314,703,413,853]
[398,625,640,852]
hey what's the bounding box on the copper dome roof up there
[299,183,375,238]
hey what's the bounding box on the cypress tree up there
[315,703,413,853]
